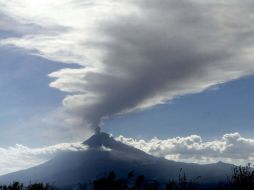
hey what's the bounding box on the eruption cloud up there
[1,0,254,132]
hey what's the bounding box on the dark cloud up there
[2,0,254,131]
[57,0,254,129]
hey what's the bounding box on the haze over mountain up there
[0,132,234,188]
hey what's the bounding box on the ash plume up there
[1,0,254,132]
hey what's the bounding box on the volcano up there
[0,132,233,188]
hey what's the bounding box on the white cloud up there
[0,142,87,175]
[1,0,254,132]
[1,132,254,175]
[116,133,254,165]
[0,0,133,65]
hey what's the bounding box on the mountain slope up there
[0,132,234,188]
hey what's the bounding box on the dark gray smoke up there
[2,0,254,131]
[53,0,254,131]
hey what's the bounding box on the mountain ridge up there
[0,132,234,188]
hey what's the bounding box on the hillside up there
[0,132,234,188]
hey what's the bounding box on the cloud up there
[1,0,254,130]
[116,133,254,165]
[1,132,254,175]
[0,142,87,175]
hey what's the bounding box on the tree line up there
[1,164,254,190]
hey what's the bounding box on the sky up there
[1,0,254,174]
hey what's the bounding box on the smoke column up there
[1,0,254,132]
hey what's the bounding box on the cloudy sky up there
[1,0,254,174]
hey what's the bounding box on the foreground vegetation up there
[1,164,254,190]
[88,164,254,190]
[0,182,55,190]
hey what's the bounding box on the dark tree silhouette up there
[0,182,55,190]
[231,163,254,190]
[2,164,254,190]
[26,183,55,190]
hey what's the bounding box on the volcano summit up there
[0,132,233,189]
